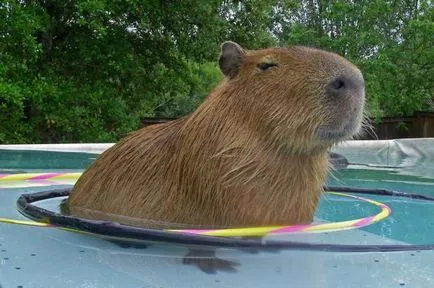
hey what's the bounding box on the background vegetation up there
[1,0,433,143]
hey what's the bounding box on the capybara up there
[63,41,365,230]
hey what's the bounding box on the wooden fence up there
[356,112,434,140]
[142,111,434,140]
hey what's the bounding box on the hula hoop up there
[11,186,434,252]
[0,173,392,236]
[1,173,434,251]
[11,190,391,236]
[4,190,391,236]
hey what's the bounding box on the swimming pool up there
[1,139,433,288]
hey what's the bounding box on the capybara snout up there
[320,61,365,143]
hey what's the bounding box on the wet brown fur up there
[65,42,365,229]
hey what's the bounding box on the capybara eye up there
[257,62,278,71]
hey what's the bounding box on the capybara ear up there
[219,41,246,79]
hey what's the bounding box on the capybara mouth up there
[316,120,362,142]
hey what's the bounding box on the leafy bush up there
[0,1,432,143]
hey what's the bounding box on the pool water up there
[324,167,434,241]
[0,149,97,172]
[0,143,433,288]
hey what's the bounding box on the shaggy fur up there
[65,42,365,229]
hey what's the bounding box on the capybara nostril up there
[327,73,364,98]
[329,77,346,91]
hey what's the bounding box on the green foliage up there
[274,0,433,119]
[0,0,432,143]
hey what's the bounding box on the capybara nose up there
[327,72,364,98]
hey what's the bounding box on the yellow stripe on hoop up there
[50,173,82,180]
[0,173,81,181]
[0,217,50,227]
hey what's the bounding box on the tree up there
[274,0,433,118]
[0,0,432,143]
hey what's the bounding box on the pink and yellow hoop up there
[0,173,391,237]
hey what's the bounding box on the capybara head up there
[218,41,365,153]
